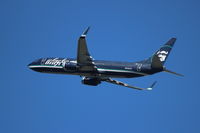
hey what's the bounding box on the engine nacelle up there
[81,77,101,86]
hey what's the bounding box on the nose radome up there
[27,62,32,67]
[27,62,34,68]
[27,58,42,68]
[27,62,35,70]
[28,61,40,71]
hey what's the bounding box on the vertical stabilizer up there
[151,38,176,69]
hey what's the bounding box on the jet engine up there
[81,77,101,86]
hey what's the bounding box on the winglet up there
[146,81,157,90]
[81,27,90,37]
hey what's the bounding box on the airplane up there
[28,27,183,90]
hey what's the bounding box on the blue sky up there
[1,0,200,133]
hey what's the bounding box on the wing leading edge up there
[104,78,157,90]
[77,27,97,71]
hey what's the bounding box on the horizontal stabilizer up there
[163,68,184,77]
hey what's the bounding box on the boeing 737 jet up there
[28,27,183,90]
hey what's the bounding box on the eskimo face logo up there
[157,51,168,62]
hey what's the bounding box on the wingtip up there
[146,87,153,91]
[147,81,157,90]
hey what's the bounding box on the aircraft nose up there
[27,62,33,68]
[28,58,42,71]
[27,62,36,70]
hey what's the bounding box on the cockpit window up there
[41,58,47,65]
[32,59,41,63]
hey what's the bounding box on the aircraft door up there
[64,61,78,71]
[136,63,142,72]
[41,58,47,65]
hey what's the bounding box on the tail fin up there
[151,38,176,69]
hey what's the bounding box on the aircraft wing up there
[77,27,97,71]
[104,78,156,90]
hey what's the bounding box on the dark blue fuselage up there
[28,57,159,78]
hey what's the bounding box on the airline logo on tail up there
[157,51,168,62]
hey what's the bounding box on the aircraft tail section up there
[150,38,176,69]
